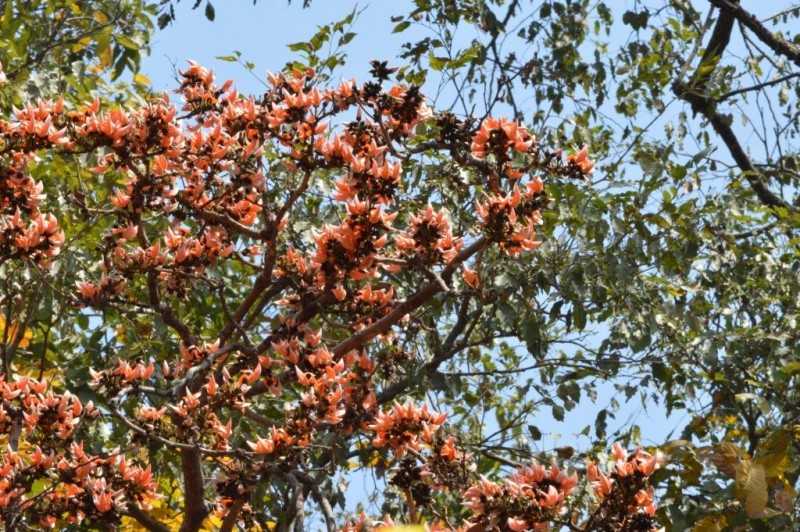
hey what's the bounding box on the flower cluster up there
[471,117,534,161]
[583,443,662,530]
[476,179,545,255]
[395,205,462,264]
[463,461,578,531]
[0,376,156,528]
[89,359,155,393]
[369,401,447,457]
[568,146,595,175]
[0,102,67,265]
[347,441,661,532]
[247,427,295,455]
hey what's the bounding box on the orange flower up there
[247,437,275,455]
[462,266,480,288]
[567,145,594,174]
[471,117,534,159]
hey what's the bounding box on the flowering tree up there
[0,59,666,531]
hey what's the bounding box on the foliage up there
[0,0,154,105]
[3,0,800,529]
[369,0,800,529]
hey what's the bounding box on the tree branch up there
[219,499,246,532]
[673,2,792,211]
[178,448,208,532]
[709,0,800,68]
[718,71,800,101]
[332,237,487,357]
[126,505,171,532]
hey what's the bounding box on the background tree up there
[365,0,800,529]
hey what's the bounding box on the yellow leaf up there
[755,428,791,478]
[98,45,113,69]
[712,442,744,477]
[367,451,383,467]
[200,514,222,531]
[736,460,768,518]
[0,315,33,349]
[134,73,151,86]
[71,36,93,52]
[94,11,109,24]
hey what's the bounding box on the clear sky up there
[143,1,421,92]
[140,0,691,517]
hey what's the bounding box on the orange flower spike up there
[568,145,594,174]
[205,374,218,397]
[538,485,561,509]
[332,284,347,301]
[247,437,275,455]
[440,436,459,461]
[527,176,544,194]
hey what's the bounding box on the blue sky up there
[140,0,692,516]
[143,2,419,91]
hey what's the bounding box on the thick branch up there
[217,275,287,346]
[148,271,197,346]
[691,1,735,88]
[674,81,788,209]
[179,448,208,532]
[182,202,264,239]
[219,499,246,532]
[126,505,171,532]
[378,296,478,404]
[673,3,791,211]
[709,0,800,68]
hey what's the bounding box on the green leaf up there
[573,304,586,331]
[115,35,139,51]
[288,41,312,53]
[393,21,410,33]
[338,32,356,46]
[204,1,215,21]
[428,53,447,71]
[595,409,608,438]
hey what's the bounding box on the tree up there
[3,0,800,529]
[0,55,670,530]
